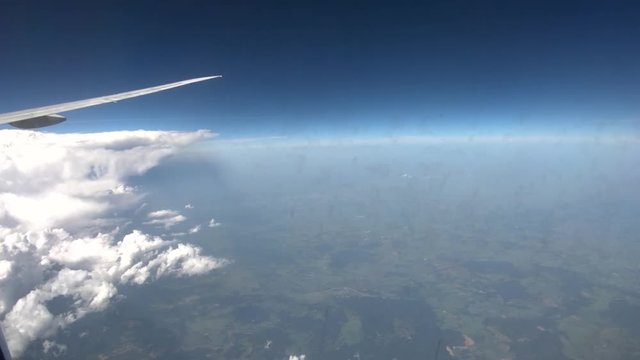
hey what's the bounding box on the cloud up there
[184,204,194,209]
[0,129,228,357]
[0,129,211,231]
[208,218,221,228]
[188,225,201,234]
[147,210,179,218]
[144,209,187,229]
[42,340,66,357]
[289,355,306,360]
[0,260,11,281]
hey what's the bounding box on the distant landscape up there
[18,138,639,359]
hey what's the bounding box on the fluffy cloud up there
[0,129,229,357]
[144,209,187,229]
[0,129,210,231]
[208,218,222,228]
[0,260,11,281]
[289,355,306,360]
[1,229,228,354]
[188,225,201,234]
[42,340,66,357]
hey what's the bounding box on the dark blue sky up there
[1,0,639,136]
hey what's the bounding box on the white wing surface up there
[0,75,221,128]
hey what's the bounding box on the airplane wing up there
[0,75,221,129]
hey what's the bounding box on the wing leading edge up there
[0,75,221,128]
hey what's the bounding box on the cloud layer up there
[0,129,228,357]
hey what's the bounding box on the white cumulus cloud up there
[42,339,66,357]
[208,218,222,228]
[0,260,11,282]
[145,209,187,229]
[0,129,229,357]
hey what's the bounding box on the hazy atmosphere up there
[1,1,640,359]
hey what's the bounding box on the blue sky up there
[0,0,639,136]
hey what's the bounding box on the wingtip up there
[187,75,223,83]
